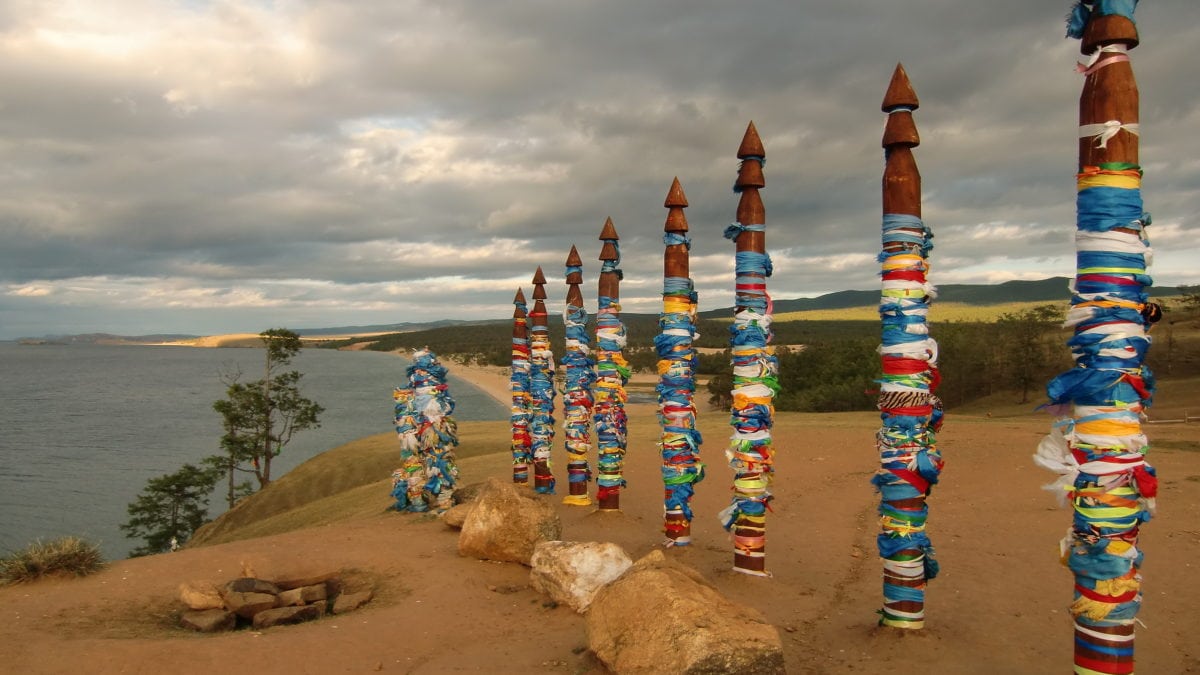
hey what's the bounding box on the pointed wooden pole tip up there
[566,245,583,267]
[737,121,766,159]
[664,177,689,208]
[532,266,547,285]
[514,287,526,304]
[598,216,619,241]
[882,63,919,112]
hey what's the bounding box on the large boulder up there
[179,580,224,610]
[457,478,562,565]
[530,541,633,613]
[586,550,785,674]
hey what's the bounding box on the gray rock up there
[222,591,279,620]
[530,541,633,613]
[251,604,322,629]
[451,481,485,505]
[180,608,236,633]
[331,589,373,615]
[457,477,562,565]
[178,580,224,610]
[277,583,328,607]
[587,550,785,674]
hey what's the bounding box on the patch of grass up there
[1,536,106,584]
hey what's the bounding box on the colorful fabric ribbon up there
[594,237,629,506]
[561,274,596,506]
[510,298,532,483]
[657,254,704,544]
[1037,16,1156,668]
[875,212,943,629]
[391,348,459,513]
[529,306,557,494]
[721,208,777,576]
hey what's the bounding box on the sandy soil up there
[2,363,1198,674]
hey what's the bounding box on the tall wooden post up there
[510,288,533,484]
[875,64,944,630]
[562,246,596,506]
[658,177,704,545]
[594,218,630,511]
[721,122,777,576]
[529,267,557,494]
[1035,4,1157,673]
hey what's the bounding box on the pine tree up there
[211,328,323,490]
[121,463,219,557]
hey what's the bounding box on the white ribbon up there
[1079,120,1140,149]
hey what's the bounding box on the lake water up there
[0,343,506,560]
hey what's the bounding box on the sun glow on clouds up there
[15,1,321,113]
[7,284,54,297]
[353,238,539,268]
[340,122,568,187]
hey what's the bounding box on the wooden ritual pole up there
[561,246,596,505]
[594,218,630,511]
[510,288,533,484]
[658,177,704,545]
[875,64,944,630]
[1034,4,1157,673]
[529,267,557,494]
[721,122,777,576]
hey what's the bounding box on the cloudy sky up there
[1,1,1196,339]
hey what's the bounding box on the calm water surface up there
[0,343,505,559]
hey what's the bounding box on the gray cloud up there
[1,0,1196,338]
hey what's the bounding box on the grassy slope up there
[189,420,510,547]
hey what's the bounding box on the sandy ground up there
[2,362,1198,674]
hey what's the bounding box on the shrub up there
[0,536,106,584]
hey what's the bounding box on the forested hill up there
[714,276,1182,318]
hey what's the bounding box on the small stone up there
[332,589,374,615]
[180,609,236,633]
[251,604,322,629]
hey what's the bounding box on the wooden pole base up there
[664,509,691,546]
[533,460,554,494]
[596,491,620,511]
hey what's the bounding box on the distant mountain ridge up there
[291,319,471,336]
[16,278,1184,344]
